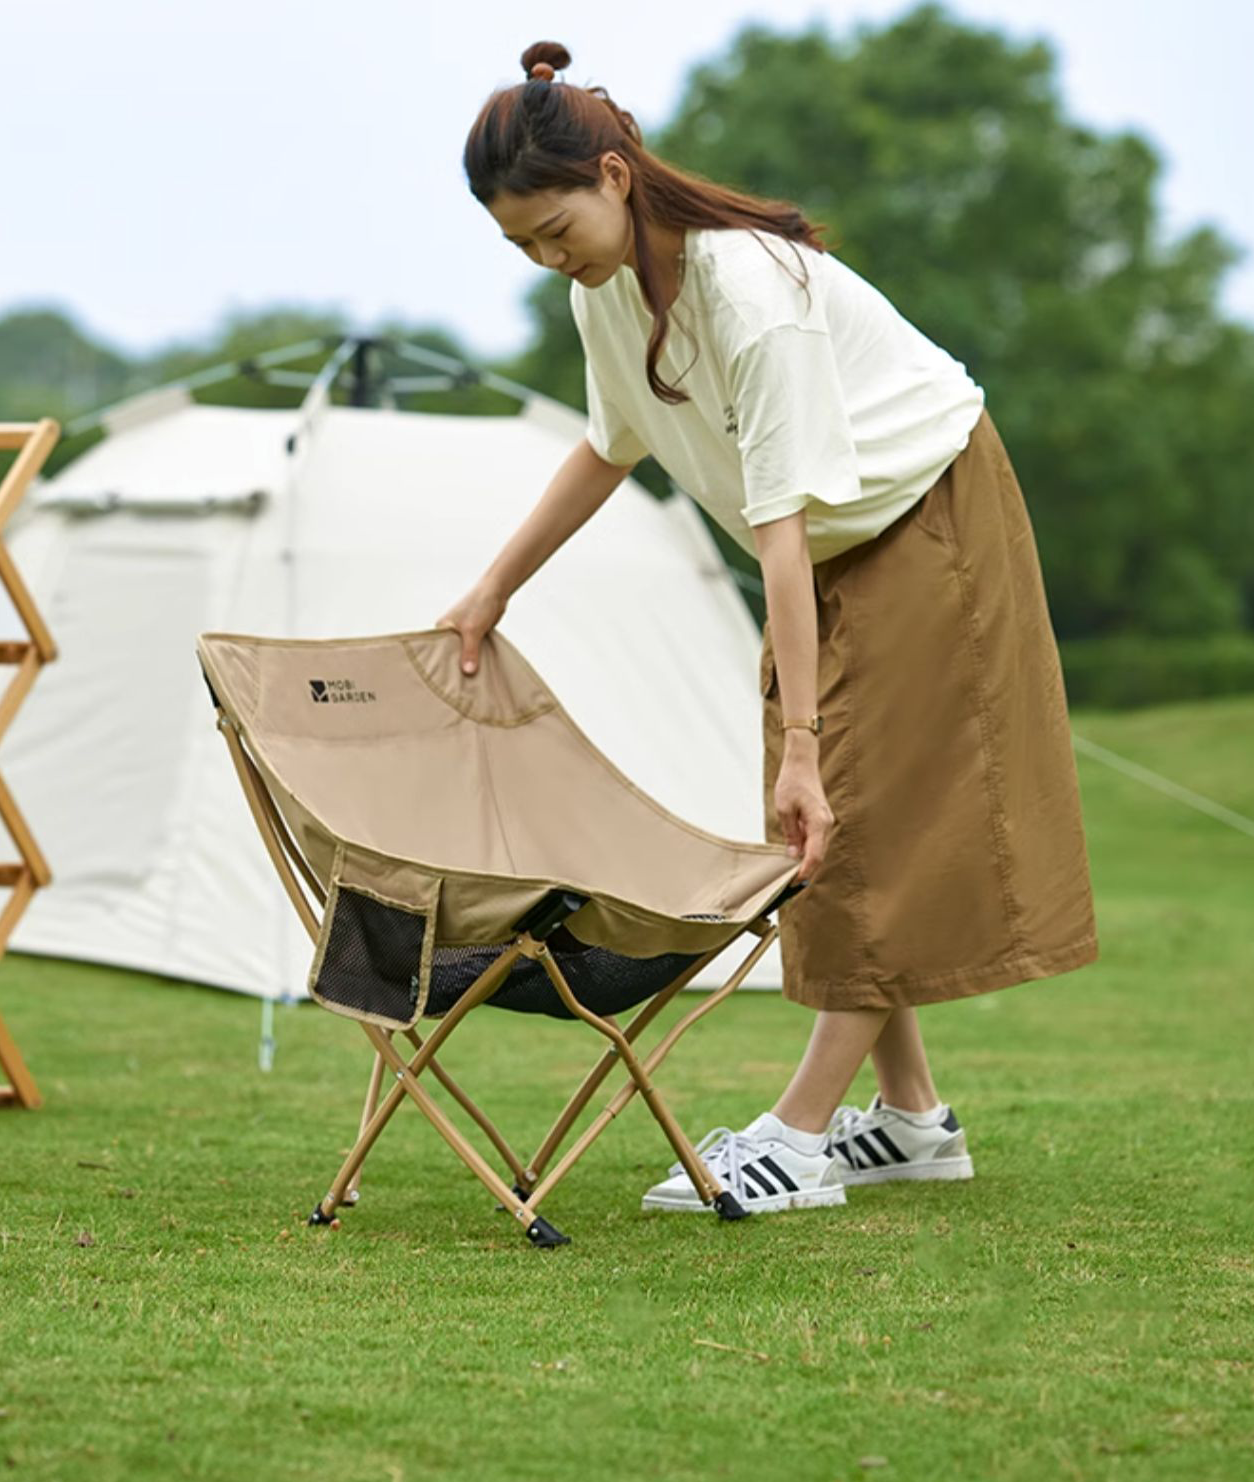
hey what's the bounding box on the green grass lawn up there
[2,699,1253,1482]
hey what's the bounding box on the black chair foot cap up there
[307,1205,336,1227]
[713,1191,749,1221]
[525,1216,571,1249]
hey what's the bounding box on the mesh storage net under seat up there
[317,883,707,1025]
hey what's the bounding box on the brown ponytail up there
[463,41,832,406]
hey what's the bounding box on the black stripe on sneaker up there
[941,1108,960,1133]
[758,1155,800,1193]
[867,1127,910,1164]
[742,1164,777,1196]
[836,1138,864,1170]
[853,1133,889,1168]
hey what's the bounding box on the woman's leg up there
[771,1007,891,1133]
[870,1008,941,1111]
[771,1006,942,1133]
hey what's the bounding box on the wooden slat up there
[0,547,56,662]
[0,762,50,887]
[0,424,41,451]
[0,864,24,886]
[0,648,40,747]
[0,1008,41,1109]
[0,872,34,957]
[0,419,59,528]
[0,643,31,664]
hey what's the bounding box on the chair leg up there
[0,1008,41,1109]
[530,950,725,1206]
[337,1037,527,1212]
[362,1024,570,1248]
[309,1033,408,1227]
[307,940,536,1233]
[519,953,716,1189]
[306,926,776,1239]
[525,930,779,1220]
[342,1050,386,1207]
[402,1028,528,1188]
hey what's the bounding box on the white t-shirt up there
[570,226,986,563]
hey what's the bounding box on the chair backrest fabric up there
[198,628,799,970]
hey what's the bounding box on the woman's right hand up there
[773,749,834,882]
[435,582,508,675]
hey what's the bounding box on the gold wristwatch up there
[781,714,824,735]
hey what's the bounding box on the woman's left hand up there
[774,752,834,881]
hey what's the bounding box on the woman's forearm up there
[753,512,820,760]
[480,438,636,600]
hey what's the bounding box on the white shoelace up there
[828,1103,869,1143]
[665,1126,763,1197]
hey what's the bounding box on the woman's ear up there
[601,150,631,201]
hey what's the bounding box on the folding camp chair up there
[197,628,802,1247]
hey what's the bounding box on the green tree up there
[0,309,137,423]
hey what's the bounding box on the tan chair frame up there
[0,420,60,1110]
[211,699,786,1247]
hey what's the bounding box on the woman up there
[440,41,1098,1215]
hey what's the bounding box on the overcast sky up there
[3,0,1251,364]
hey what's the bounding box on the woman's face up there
[488,152,635,287]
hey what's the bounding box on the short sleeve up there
[729,324,862,526]
[584,357,649,468]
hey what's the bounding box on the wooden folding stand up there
[0,420,60,1109]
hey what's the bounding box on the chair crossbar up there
[309,940,531,1220]
[402,1028,528,1185]
[524,930,777,1211]
[519,976,691,1185]
[363,1022,563,1244]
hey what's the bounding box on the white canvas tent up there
[0,339,783,1002]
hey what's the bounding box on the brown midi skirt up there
[761,408,1099,1011]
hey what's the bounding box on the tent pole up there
[259,998,276,1073]
[63,337,340,439]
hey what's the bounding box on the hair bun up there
[520,41,571,81]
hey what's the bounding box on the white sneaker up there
[641,1112,847,1214]
[825,1093,974,1184]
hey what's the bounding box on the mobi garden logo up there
[308,678,377,704]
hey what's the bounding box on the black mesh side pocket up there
[309,879,438,1030]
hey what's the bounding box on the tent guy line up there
[1072,733,1254,842]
